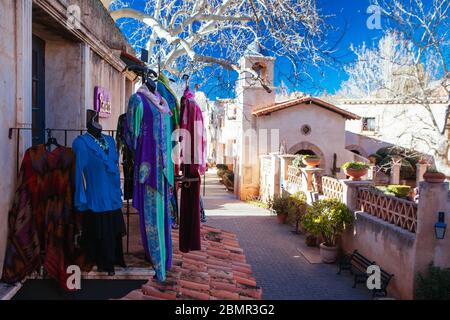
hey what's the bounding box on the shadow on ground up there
[13,279,147,300]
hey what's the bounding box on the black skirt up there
[80,209,126,272]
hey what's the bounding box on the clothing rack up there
[8,127,117,177]
[6,127,139,253]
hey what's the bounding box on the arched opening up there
[345,145,368,158]
[288,141,326,170]
[295,149,316,156]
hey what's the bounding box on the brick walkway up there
[204,169,371,300]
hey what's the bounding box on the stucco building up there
[336,98,450,172]
[209,47,361,200]
[0,0,139,278]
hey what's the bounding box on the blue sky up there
[118,0,386,99]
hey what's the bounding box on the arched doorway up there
[295,149,316,156]
[345,145,368,158]
[288,142,326,170]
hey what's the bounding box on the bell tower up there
[235,41,276,200]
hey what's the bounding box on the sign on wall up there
[94,86,112,118]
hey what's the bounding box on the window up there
[362,117,376,132]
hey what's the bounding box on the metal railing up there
[8,127,117,177]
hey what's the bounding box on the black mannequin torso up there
[87,112,103,139]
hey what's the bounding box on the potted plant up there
[423,167,446,183]
[302,198,354,263]
[268,195,290,224]
[287,191,307,233]
[342,161,369,181]
[305,234,318,247]
[292,155,305,168]
[302,154,320,168]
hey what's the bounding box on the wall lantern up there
[434,212,447,240]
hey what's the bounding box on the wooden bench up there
[338,250,394,298]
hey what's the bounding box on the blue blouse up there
[72,133,122,213]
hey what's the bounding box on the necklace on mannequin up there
[88,132,109,152]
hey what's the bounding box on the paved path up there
[203,169,371,300]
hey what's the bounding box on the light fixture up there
[434,212,447,240]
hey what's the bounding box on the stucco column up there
[414,182,450,281]
[15,0,33,151]
[342,180,373,211]
[367,165,377,182]
[390,156,402,185]
[416,162,428,185]
[279,154,295,194]
[81,44,91,127]
[301,168,323,192]
[269,153,280,198]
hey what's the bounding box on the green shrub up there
[375,186,395,197]
[287,192,307,224]
[303,154,320,160]
[416,264,450,300]
[268,194,291,216]
[342,161,369,170]
[302,199,354,247]
[386,185,411,198]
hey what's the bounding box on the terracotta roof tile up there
[252,96,361,120]
[121,225,261,300]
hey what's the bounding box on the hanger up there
[45,129,61,150]
[156,39,161,77]
[182,74,190,89]
[127,65,158,93]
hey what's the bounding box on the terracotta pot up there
[344,167,368,181]
[302,158,320,168]
[305,235,318,247]
[423,171,446,183]
[277,213,288,224]
[319,243,339,263]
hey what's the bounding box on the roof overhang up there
[252,96,361,120]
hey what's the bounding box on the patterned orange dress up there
[2,145,80,290]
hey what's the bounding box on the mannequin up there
[73,110,126,276]
[87,110,103,139]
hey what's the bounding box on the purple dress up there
[125,91,172,281]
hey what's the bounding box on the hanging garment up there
[73,133,123,213]
[116,114,135,200]
[2,145,79,290]
[179,88,207,253]
[158,73,180,129]
[125,87,173,281]
[80,209,126,273]
[72,133,126,273]
[157,75,181,222]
